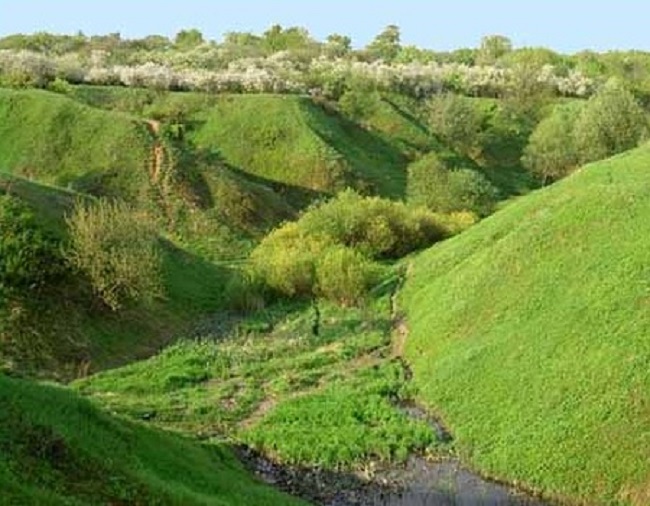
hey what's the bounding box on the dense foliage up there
[250,190,444,304]
[523,80,648,183]
[66,199,163,311]
[407,153,499,215]
[0,194,64,303]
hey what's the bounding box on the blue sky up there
[2,1,650,53]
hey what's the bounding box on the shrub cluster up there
[407,153,499,216]
[522,80,649,183]
[65,199,163,311]
[249,190,444,305]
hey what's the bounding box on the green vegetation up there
[65,199,163,311]
[191,94,407,197]
[0,373,306,505]
[521,101,583,183]
[1,25,650,506]
[407,152,499,216]
[0,173,227,376]
[523,81,648,184]
[250,190,444,303]
[574,79,648,163]
[402,144,650,505]
[76,287,440,469]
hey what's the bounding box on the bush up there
[338,88,382,122]
[407,153,498,215]
[574,79,648,164]
[65,199,163,311]
[0,194,64,302]
[250,223,328,299]
[427,94,486,159]
[297,189,445,258]
[315,246,379,307]
[249,190,443,305]
[521,102,583,184]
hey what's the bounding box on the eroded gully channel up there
[236,271,552,506]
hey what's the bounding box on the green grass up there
[0,172,230,377]
[0,373,306,505]
[75,282,440,470]
[0,88,152,200]
[401,145,650,505]
[191,94,408,197]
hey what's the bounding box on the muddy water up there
[240,445,549,506]
[361,457,547,506]
[366,401,549,506]
[239,390,550,506]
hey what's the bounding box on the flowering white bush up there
[0,49,596,98]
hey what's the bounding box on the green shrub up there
[250,223,328,299]
[298,189,444,258]
[0,194,64,302]
[574,79,649,164]
[249,190,443,305]
[407,153,498,215]
[65,199,163,311]
[47,77,73,94]
[315,246,379,307]
[427,94,486,159]
[521,102,583,184]
[338,89,382,122]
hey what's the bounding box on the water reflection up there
[359,458,547,506]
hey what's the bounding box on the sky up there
[2,1,650,53]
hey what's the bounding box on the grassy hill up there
[191,94,408,197]
[0,88,153,200]
[0,373,305,506]
[0,173,229,377]
[401,145,650,505]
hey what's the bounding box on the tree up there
[324,34,352,58]
[477,34,513,64]
[574,79,648,163]
[428,94,487,159]
[174,29,204,50]
[521,102,583,184]
[262,24,313,53]
[366,25,401,62]
[407,154,498,216]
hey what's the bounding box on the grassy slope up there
[0,88,152,200]
[0,374,305,506]
[75,283,439,469]
[0,173,228,376]
[401,146,650,505]
[191,94,407,198]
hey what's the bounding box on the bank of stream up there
[236,271,552,506]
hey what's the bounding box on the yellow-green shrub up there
[298,189,445,258]
[315,246,379,307]
[66,199,163,311]
[249,190,445,306]
[250,223,329,298]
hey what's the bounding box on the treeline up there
[2,25,650,99]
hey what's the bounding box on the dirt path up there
[145,119,164,183]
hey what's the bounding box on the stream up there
[239,397,550,506]
[235,276,551,505]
